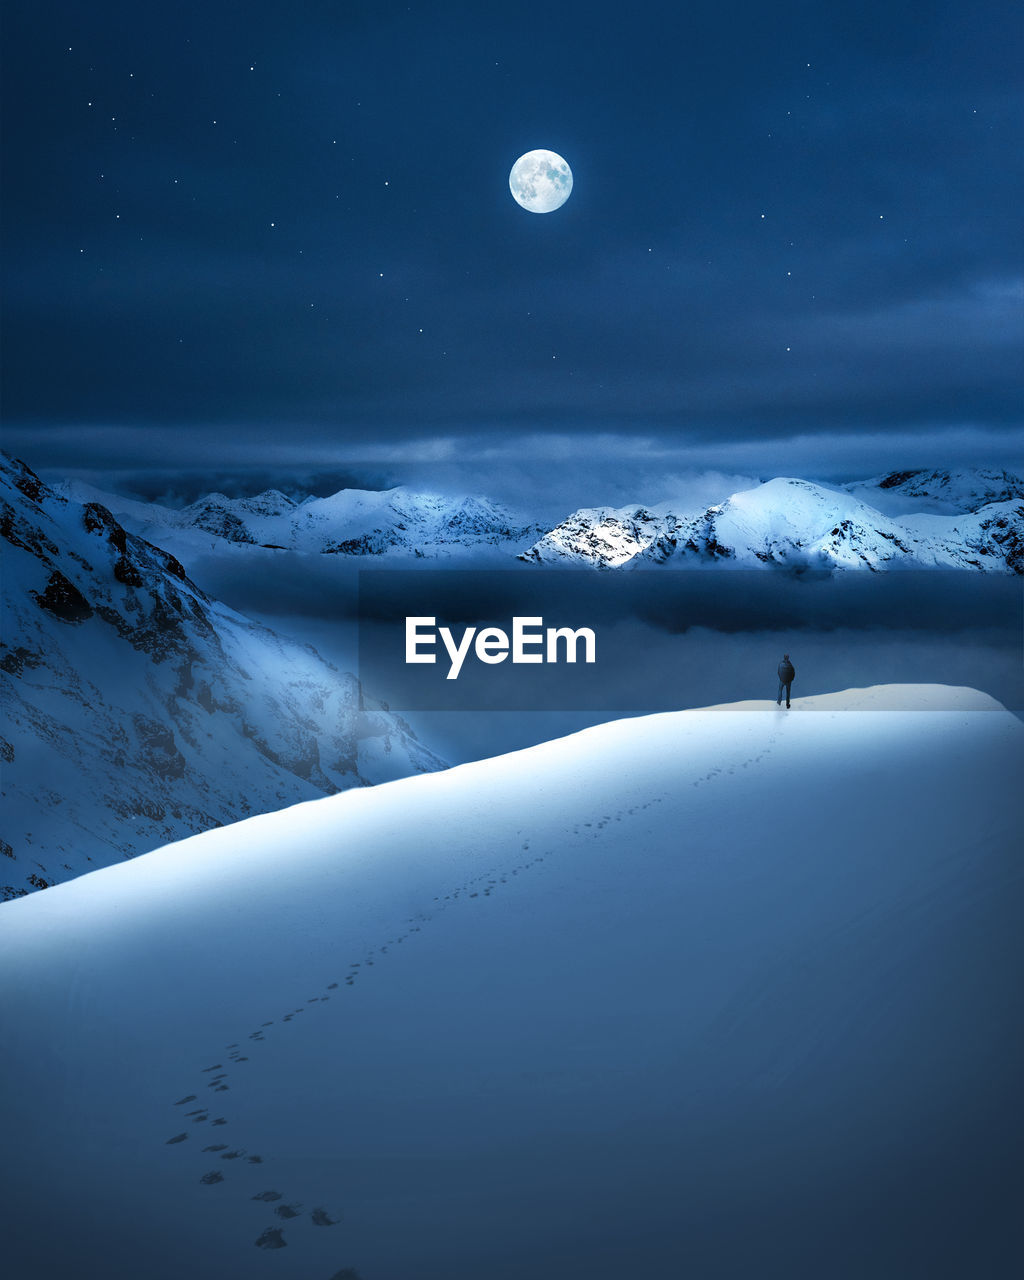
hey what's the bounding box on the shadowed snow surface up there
[1,685,1022,1279]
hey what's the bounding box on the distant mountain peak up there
[67,476,545,559]
[521,474,1023,572]
[38,458,1024,573]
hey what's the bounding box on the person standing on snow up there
[777,654,795,708]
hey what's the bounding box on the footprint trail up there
[163,729,779,1272]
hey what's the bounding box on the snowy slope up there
[0,685,1021,1279]
[1,455,445,896]
[57,478,545,561]
[521,477,1024,570]
[843,467,1024,515]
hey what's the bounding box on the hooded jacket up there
[778,658,795,684]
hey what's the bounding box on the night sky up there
[2,0,1022,503]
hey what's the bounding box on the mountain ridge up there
[56,477,547,559]
[521,475,1024,570]
[51,466,1024,571]
[1,454,446,898]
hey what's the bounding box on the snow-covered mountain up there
[843,467,1024,515]
[52,467,1024,573]
[56,478,546,560]
[1,685,1020,1279]
[1,455,445,898]
[521,476,1024,571]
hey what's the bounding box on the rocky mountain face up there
[520,475,1024,571]
[57,479,545,559]
[1,455,446,899]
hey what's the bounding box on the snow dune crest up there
[0,683,1011,939]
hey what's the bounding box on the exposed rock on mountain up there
[521,476,1024,572]
[1,455,446,899]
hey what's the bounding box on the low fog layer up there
[187,554,1024,762]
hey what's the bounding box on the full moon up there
[509,149,573,213]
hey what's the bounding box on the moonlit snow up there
[521,476,1024,569]
[1,686,1021,1278]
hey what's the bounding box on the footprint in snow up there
[311,1207,341,1226]
[255,1227,287,1250]
[171,857,561,1244]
